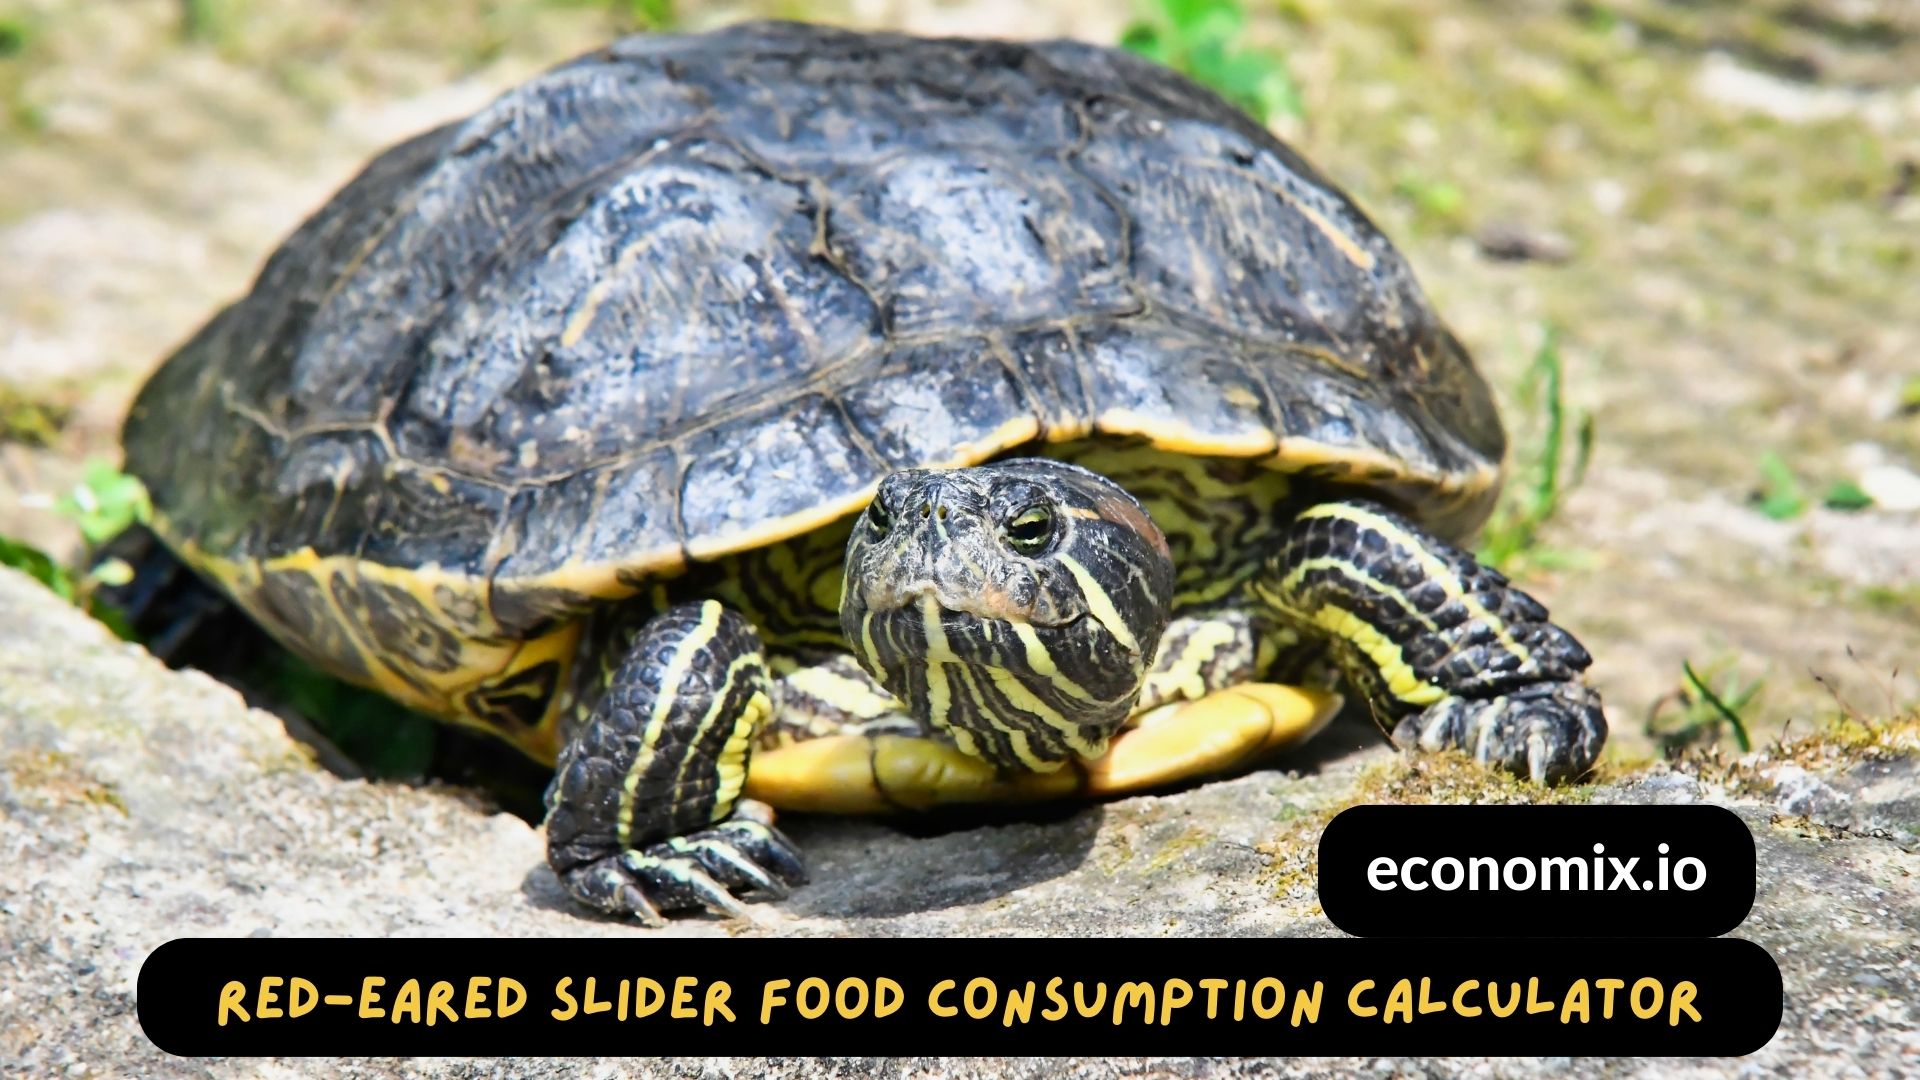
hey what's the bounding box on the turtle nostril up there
[920,503,932,519]
[937,504,948,519]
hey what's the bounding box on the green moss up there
[1144,826,1214,874]
[1259,818,1321,908]
[1672,707,1920,795]
[0,384,70,446]
[1857,585,1920,620]
[1256,753,1603,902]
[3,748,127,815]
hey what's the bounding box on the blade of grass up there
[1530,326,1567,525]
[1682,660,1754,752]
[1755,452,1807,520]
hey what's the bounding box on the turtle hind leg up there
[545,600,806,925]
[1252,499,1607,783]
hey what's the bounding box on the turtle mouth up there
[852,594,1057,663]
[853,594,1094,660]
[852,581,1080,630]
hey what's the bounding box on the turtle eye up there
[867,497,892,536]
[1003,505,1055,555]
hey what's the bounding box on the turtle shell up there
[124,21,1504,735]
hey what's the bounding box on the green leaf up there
[624,0,676,31]
[1120,0,1303,123]
[1205,50,1299,118]
[88,557,135,588]
[1394,175,1466,223]
[1899,376,1920,414]
[0,535,76,600]
[0,18,31,59]
[1823,481,1874,511]
[89,599,140,642]
[54,460,150,546]
[1120,22,1169,61]
[1530,327,1568,520]
[1754,452,1807,521]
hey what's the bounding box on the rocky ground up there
[1,0,1917,1075]
[5,562,1918,1076]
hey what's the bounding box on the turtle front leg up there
[545,600,806,924]
[1252,500,1607,782]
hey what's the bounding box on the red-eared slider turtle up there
[120,21,1607,922]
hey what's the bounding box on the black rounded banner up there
[1318,805,1757,937]
[137,936,1782,1057]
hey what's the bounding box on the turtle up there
[118,20,1608,924]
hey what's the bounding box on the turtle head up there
[839,458,1175,770]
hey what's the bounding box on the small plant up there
[1393,174,1467,228]
[178,0,246,46]
[1753,452,1806,520]
[621,0,676,31]
[1857,583,1920,617]
[0,13,33,58]
[0,534,78,599]
[0,8,45,134]
[1646,658,1761,756]
[1822,480,1873,511]
[0,461,150,636]
[539,0,676,34]
[1122,0,1303,124]
[58,458,152,546]
[1751,453,1875,519]
[1478,326,1594,571]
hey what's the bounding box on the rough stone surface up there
[3,566,1917,1077]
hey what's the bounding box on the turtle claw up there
[623,851,751,920]
[662,834,788,901]
[1392,681,1607,784]
[557,819,808,924]
[616,884,666,928]
[693,799,809,895]
[710,817,809,890]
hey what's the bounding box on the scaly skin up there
[543,474,1606,921]
[544,601,804,924]
[1253,500,1606,782]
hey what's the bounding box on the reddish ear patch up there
[1088,489,1171,562]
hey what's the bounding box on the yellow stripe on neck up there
[1056,553,1140,654]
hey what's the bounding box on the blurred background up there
[0,0,1915,771]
